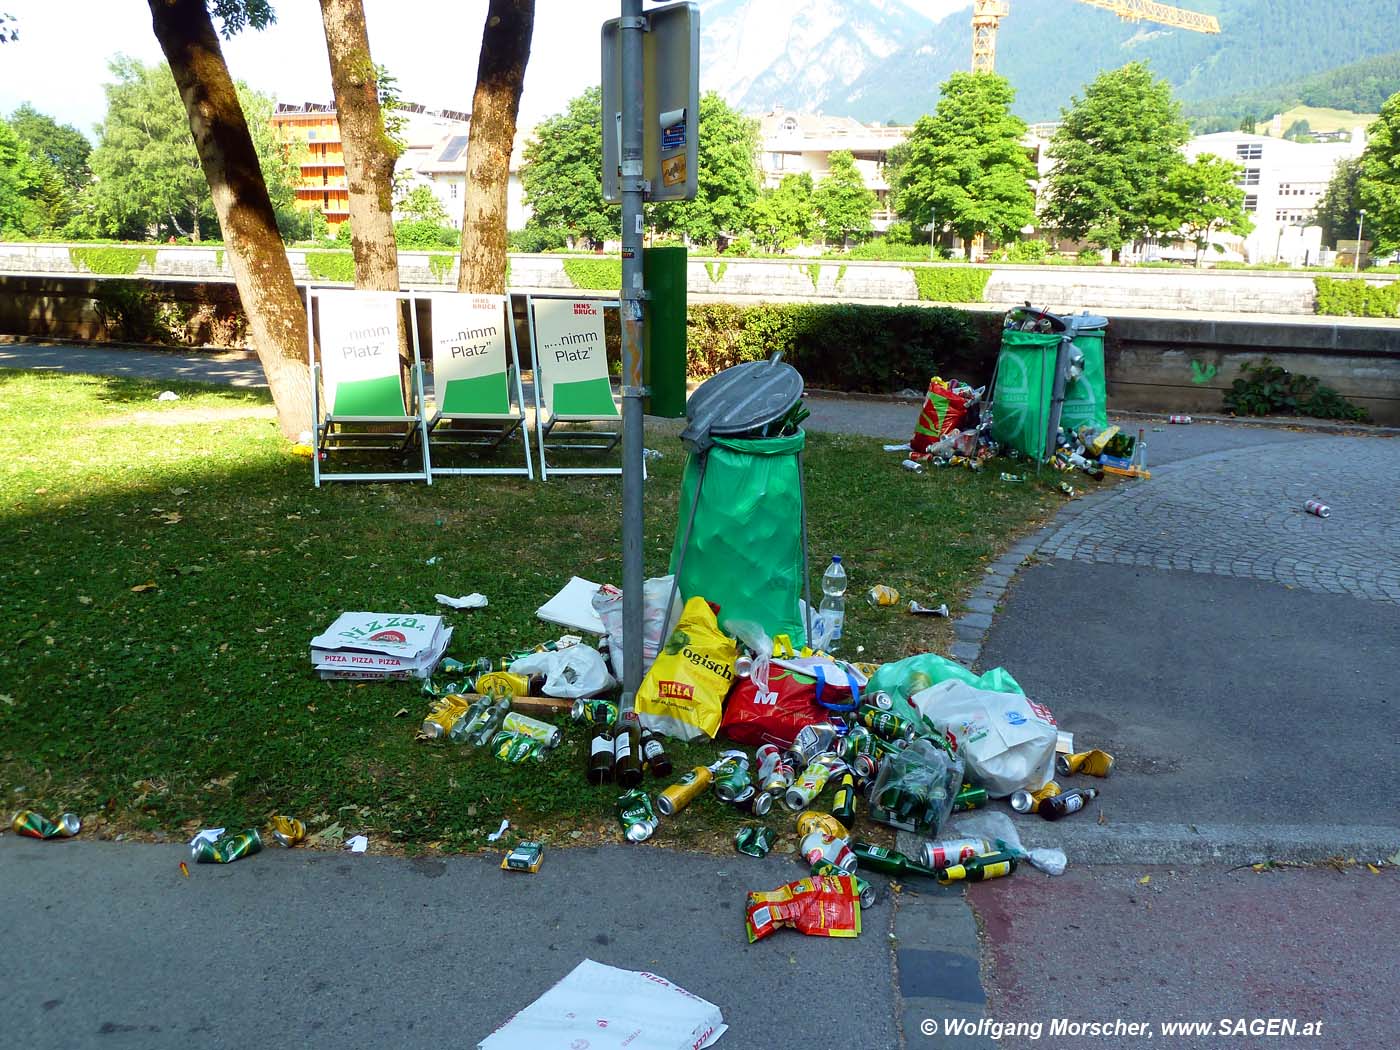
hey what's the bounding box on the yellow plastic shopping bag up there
[635,596,737,741]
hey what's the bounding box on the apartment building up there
[269,101,471,232]
[397,127,530,233]
[758,108,907,231]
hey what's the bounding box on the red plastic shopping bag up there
[910,377,970,452]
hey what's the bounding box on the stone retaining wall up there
[6,241,1399,316]
[2,270,1396,423]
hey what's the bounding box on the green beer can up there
[192,828,264,864]
[734,825,776,858]
[617,789,658,843]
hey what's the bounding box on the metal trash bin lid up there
[681,357,804,451]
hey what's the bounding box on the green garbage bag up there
[990,329,1059,460]
[866,652,1023,720]
[1059,328,1108,433]
[669,430,807,647]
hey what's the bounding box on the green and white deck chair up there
[307,286,432,486]
[420,291,533,479]
[527,294,622,479]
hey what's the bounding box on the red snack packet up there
[744,874,863,943]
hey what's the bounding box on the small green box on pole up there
[643,246,688,418]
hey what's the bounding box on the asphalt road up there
[3,839,906,1050]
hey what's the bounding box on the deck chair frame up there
[526,293,623,479]
[306,285,433,486]
[415,290,534,479]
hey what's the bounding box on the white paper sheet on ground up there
[190,827,225,847]
[478,959,726,1050]
[535,577,606,635]
[436,593,488,610]
[345,835,368,854]
[883,443,910,451]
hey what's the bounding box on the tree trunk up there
[318,0,400,293]
[147,0,313,441]
[458,0,534,294]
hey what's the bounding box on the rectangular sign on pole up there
[601,2,699,203]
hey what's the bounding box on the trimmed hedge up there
[907,266,991,303]
[563,258,623,290]
[1314,276,1400,317]
[686,302,981,392]
[305,250,355,284]
[69,246,157,275]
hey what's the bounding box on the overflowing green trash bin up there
[989,329,1060,461]
[668,430,808,647]
[989,312,1108,460]
[667,357,812,648]
[1058,325,1108,433]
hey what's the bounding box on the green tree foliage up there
[1314,157,1363,248]
[651,92,759,245]
[811,149,876,248]
[1359,92,1400,253]
[8,104,91,193]
[0,120,54,237]
[748,172,814,251]
[1043,63,1189,255]
[395,185,450,225]
[520,87,613,247]
[1159,154,1254,266]
[891,72,1035,258]
[86,57,302,242]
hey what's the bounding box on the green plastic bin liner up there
[668,430,807,648]
[1059,327,1108,433]
[990,329,1060,460]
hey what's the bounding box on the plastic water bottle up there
[819,555,847,652]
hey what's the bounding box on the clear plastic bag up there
[722,617,773,693]
[867,737,964,838]
[948,810,1067,876]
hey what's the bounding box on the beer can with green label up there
[617,789,658,843]
[734,825,776,858]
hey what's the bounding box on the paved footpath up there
[5,341,1399,1046]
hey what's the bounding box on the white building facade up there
[1183,131,1365,265]
[396,120,531,232]
[757,108,906,232]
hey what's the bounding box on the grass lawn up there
[1,370,1067,854]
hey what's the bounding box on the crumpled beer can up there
[800,830,857,873]
[11,810,81,840]
[734,825,776,858]
[269,815,306,848]
[617,789,658,843]
[192,828,263,864]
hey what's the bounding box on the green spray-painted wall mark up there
[1191,360,1218,384]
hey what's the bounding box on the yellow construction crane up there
[972,0,1221,73]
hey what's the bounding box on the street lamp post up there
[1354,208,1366,272]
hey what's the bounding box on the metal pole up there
[618,0,646,710]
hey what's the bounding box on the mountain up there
[698,0,938,116]
[699,0,1400,125]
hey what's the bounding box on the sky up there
[0,0,964,142]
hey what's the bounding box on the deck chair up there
[307,286,432,486]
[528,295,622,478]
[420,291,533,478]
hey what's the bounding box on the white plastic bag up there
[509,646,616,699]
[478,959,726,1050]
[591,576,683,678]
[909,679,1057,797]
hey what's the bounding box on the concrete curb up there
[1016,820,1400,867]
